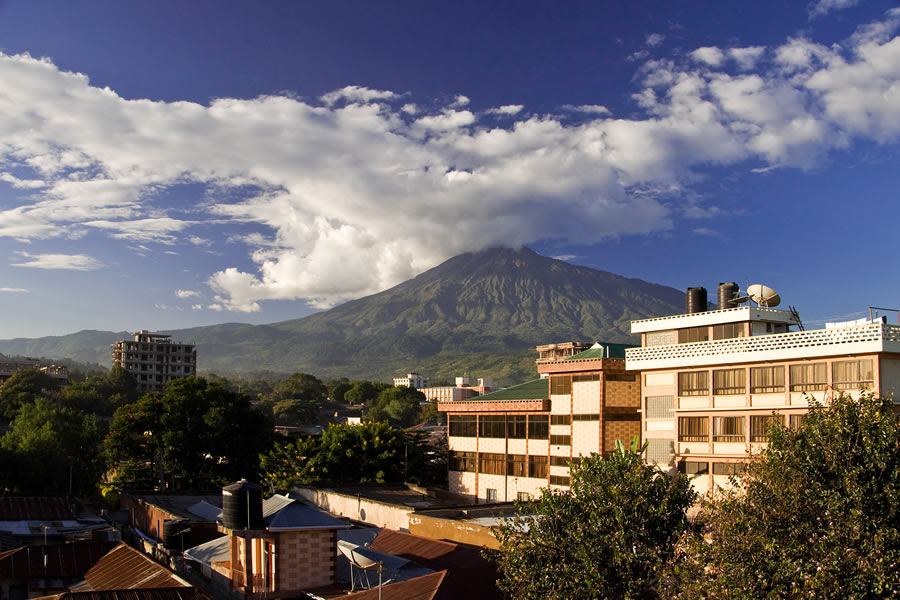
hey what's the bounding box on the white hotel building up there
[626,295,900,495]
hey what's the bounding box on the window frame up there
[678,371,709,396]
[713,368,746,395]
[678,416,709,442]
[750,366,785,394]
[713,415,745,442]
[448,414,478,437]
[527,415,549,440]
[790,363,827,392]
[832,359,874,391]
[750,414,783,443]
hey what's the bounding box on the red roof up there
[340,571,446,600]
[34,587,204,600]
[73,543,188,591]
[0,542,115,578]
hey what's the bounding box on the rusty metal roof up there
[0,497,73,520]
[73,543,189,591]
[34,587,204,600]
[0,541,116,578]
[335,570,446,600]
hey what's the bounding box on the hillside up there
[0,248,684,384]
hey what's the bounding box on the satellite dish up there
[747,284,781,308]
[338,540,379,570]
[729,296,750,306]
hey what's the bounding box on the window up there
[646,439,675,466]
[789,414,807,429]
[833,359,874,390]
[507,454,527,477]
[448,451,476,472]
[713,368,746,395]
[678,371,709,396]
[678,326,709,344]
[750,415,782,442]
[606,373,637,382]
[751,366,785,393]
[448,415,477,437]
[790,363,827,392]
[646,395,674,419]
[646,330,677,347]
[550,435,571,445]
[550,414,571,425]
[713,416,745,442]
[528,455,548,478]
[517,492,531,501]
[678,416,708,442]
[573,413,600,421]
[573,374,601,382]
[485,488,497,502]
[508,415,527,439]
[550,376,571,395]
[479,415,506,438]
[712,462,746,476]
[549,456,572,467]
[713,322,745,340]
[528,415,549,439]
[479,453,505,475]
[678,461,709,475]
[549,475,571,486]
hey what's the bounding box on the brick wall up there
[276,529,336,591]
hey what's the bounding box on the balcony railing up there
[627,323,900,366]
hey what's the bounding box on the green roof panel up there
[565,342,636,360]
[474,378,548,401]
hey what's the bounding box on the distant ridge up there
[0,248,684,384]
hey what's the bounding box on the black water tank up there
[685,287,708,314]
[222,480,265,530]
[717,282,739,310]
[163,519,187,550]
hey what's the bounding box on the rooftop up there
[469,379,548,402]
[565,342,635,360]
[630,306,799,333]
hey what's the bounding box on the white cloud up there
[0,287,27,292]
[191,303,202,310]
[450,95,470,107]
[808,0,860,19]
[691,46,726,66]
[0,172,45,189]
[0,11,899,312]
[552,254,576,261]
[487,105,524,116]
[176,289,200,298]
[562,104,612,115]
[11,251,103,270]
[646,33,666,47]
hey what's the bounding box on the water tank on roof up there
[717,282,739,310]
[162,519,188,551]
[685,287,708,314]
[222,480,265,530]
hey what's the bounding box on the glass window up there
[714,416,745,442]
[549,475,571,486]
[508,415,527,439]
[549,456,572,467]
[712,462,746,476]
[678,460,709,475]
[789,414,807,429]
[713,322,745,340]
[517,492,531,501]
[550,415,571,425]
[573,374,601,382]
[679,371,709,396]
[573,413,600,421]
[646,395,674,419]
[550,376,572,395]
[713,368,746,395]
[479,453,505,475]
[479,415,506,438]
[448,415,477,437]
[790,363,827,392]
[678,416,708,442]
[678,326,709,344]
[507,454,527,477]
[528,415,549,440]
[528,455,548,478]
[605,373,637,382]
[646,439,675,466]
[485,488,497,502]
[550,435,571,446]
[832,359,874,390]
[751,366,785,393]
[750,415,783,442]
[448,451,477,472]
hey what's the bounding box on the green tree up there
[344,381,388,406]
[259,373,327,426]
[261,421,410,489]
[1,398,104,495]
[490,440,696,600]
[367,386,425,427]
[663,393,900,599]
[62,365,137,417]
[328,379,353,404]
[0,369,59,419]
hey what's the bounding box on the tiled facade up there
[439,344,640,502]
[627,301,900,495]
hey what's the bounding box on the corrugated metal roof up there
[565,342,635,360]
[181,536,229,567]
[35,587,203,600]
[0,541,116,578]
[468,378,548,402]
[0,497,73,520]
[339,570,446,600]
[74,543,189,591]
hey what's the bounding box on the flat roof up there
[631,306,799,333]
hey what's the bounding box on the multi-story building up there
[111,330,197,393]
[393,372,428,389]
[0,360,68,385]
[438,342,640,502]
[626,285,900,495]
[421,376,494,403]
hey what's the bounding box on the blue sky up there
[1,0,900,339]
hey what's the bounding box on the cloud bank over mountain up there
[1,8,899,312]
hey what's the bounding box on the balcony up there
[627,323,900,370]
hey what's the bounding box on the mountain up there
[0,248,684,384]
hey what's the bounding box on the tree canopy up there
[491,440,696,600]
[663,393,900,599]
[0,369,61,419]
[366,385,426,427]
